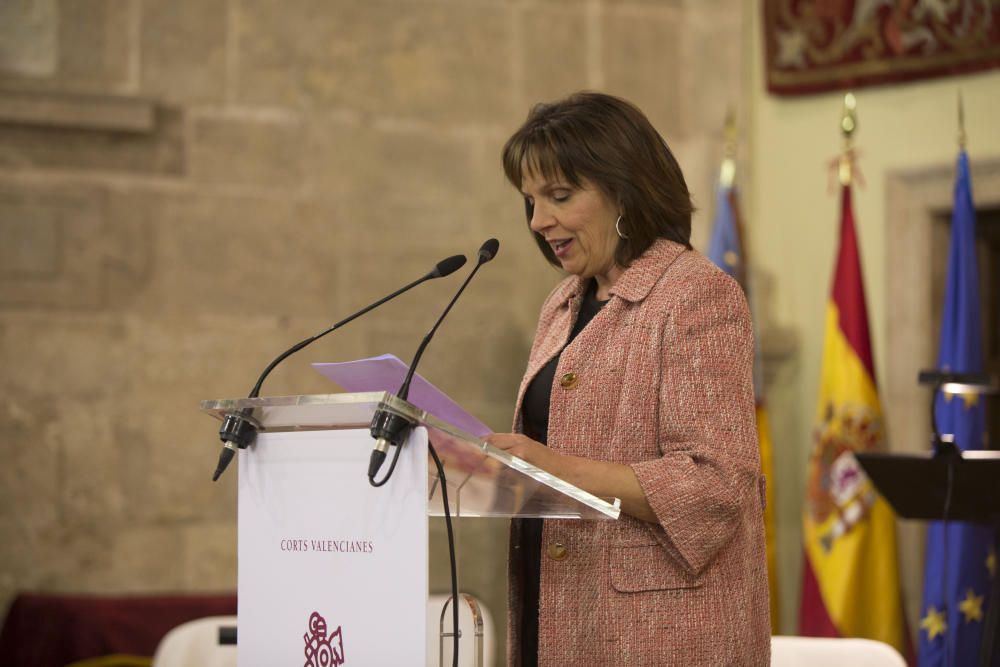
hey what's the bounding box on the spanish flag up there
[799,185,909,654]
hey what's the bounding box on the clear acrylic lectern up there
[200,392,619,667]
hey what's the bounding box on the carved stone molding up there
[0,88,155,133]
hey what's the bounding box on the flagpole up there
[706,108,782,633]
[954,85,1000,667]
[957,90,966,151]
[799,89,910,655]
[839,92,857,187]
[720,108,736,188]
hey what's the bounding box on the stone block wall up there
[0,1,745,660]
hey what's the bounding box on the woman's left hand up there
[485,432,658,523]
[484,433,561,473]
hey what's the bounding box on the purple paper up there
[312,354,492,437]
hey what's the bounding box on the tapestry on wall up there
[763,0,1000,96]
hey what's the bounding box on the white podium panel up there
[237,427,429,666]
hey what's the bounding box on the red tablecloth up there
[0,592,237,667]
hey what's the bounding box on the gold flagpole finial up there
[958,90,966,150]
[839,92,857,186]
[720,107,737,187]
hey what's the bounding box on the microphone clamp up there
[221,409,257,448]
[212,408,258,481]
[368,408,415,479]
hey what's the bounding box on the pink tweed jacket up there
[508,239,771,666]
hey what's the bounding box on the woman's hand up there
[484,432,658,523]
[484,433,561,473]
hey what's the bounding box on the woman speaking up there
[485,92,770,666]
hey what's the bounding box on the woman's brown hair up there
[502,92,693,269]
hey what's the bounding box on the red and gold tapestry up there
[764,0,1000,95]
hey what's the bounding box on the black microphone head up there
[478,238,500,263]
[430,254,467,278]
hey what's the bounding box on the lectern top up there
[856,450,1000,524]
[201,392,621,521]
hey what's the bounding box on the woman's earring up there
[615,215,629,240]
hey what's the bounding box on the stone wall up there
[0,0,745,660]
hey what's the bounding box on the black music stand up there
[856,451,1000,667]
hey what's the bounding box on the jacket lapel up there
[510,239,688,432]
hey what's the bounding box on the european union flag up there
[918,150,998,666]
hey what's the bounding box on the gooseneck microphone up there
[367,238,499,667]
[368,239,500,485]
[211,253,467,482]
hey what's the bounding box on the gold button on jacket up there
[559,372,578,389]
[547,542,568,561]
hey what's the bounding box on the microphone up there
[399,238,498,400]
[211,253,467,482]
[368,239,500,483]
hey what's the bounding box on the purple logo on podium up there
[303,611,345,666]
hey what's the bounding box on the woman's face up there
[521,169,623,287]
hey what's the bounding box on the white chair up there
[427,594,495,667]
[151,615,238,667]
[770,636,907,667]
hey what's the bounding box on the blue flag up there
[918,150,997,666]
[706,179,781,632]
[706,184,743,282]
[707,183,759,393]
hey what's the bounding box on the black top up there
[522,280,608,440]
[518,280,607,666]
